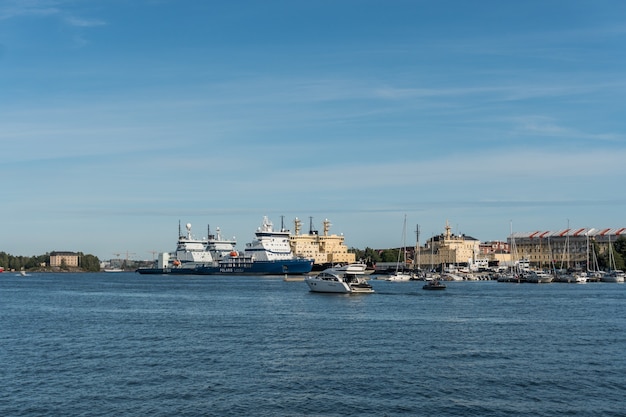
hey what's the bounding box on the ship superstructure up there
[289,217,356,269]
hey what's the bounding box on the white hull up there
[385,271,412,281]
[441,273,464,281]
[305,264,374,294]
[601,271,625,283]
[525,271,554,283]
[305,277,351,293]
[555,273,587,283]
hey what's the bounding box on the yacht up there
[305,264,374,293]
[385,270,413,281]
[525,270,554,283]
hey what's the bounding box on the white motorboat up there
[554,271,587,283]
[525,270,554,283]
[305,264,374,294]
[385,271,413,281]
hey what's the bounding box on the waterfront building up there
[405,223,625,272]
[509,227,626,270]
[480,240,510,255]
[289,217,356,267]
[49,251,79,268]
[478,240,512,267]
[416,221,480,269]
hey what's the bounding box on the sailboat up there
[587,235,604,281]
[553,226,584,283]
[386,215,413,281]
[601,234,625,283]
[498,222,524,283]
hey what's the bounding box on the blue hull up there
[135,267,199,275]
[196,258,313,275]
[136,258,313,275]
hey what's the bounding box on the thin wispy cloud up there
[0,0,106,35]
[64,16,106,27]
[0,0,60,20]
[512,116,623,142]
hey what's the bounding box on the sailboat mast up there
[415,223,420,271]
[395,215,407,273]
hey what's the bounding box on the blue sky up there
[1,0,625,260]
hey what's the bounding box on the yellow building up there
[49,251,79,267]
[289,217,356,267]
[417,221,480,268]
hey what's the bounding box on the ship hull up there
[135,267,200,275]
[137,259,313,275]
[196,259,313,275]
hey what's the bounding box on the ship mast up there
[323,219,331,236]
[415,224,420,271]
[294,217,302,235]
[309,216,318,235]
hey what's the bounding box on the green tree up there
[350,247,382,265]
[594,237,626,271]
[79,253,101,272]
[380,249,399,263]
[614,236,626,268]
[0,251,9,269]
[610,237,625,270]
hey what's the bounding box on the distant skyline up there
[1,0,625,260]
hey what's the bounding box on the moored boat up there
[137,222,230,275]
[196,216,313,275]
[524,270,554,283]
[305,263,374,293]
[601,270,625,283]
[601,236,625,283]
[385,215,412,281]
[385,270,413,281]
[137,217,313,275]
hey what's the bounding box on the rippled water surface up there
[2,273,625,416]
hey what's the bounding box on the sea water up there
[1,273,625,416]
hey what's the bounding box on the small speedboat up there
[423,279,446,290]
[305,264,374,294]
